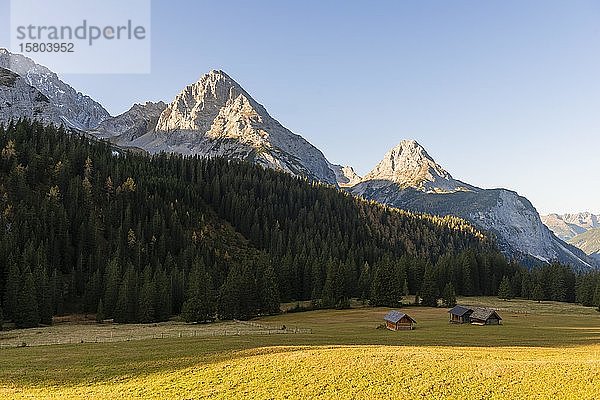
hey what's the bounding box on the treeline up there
[0,120,594,329]
[366,248,600,309]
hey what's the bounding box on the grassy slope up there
[569,227,600,255]
[1,297,600,399]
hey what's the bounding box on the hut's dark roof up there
[384,310,416,324]
[470,308,502,321]
[448,305,473,316]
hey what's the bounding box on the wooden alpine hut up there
[469,308,502,325]
[448,305,474,324]
[383,310,417,331]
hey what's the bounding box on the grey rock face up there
[91,101,167,142]
[0,55,339,185]
[349,140,597,271]
[0,48,110,129]
[329,163,362,187]
[0,67,64,126]
[130,70,338,185]
[357,140,475,193]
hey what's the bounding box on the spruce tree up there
[498,276,513,301]
[137,268,156,323]
[217,263,258,320]
[370,256,402,307]
[402,279,410,297]
[420,266,438,307]
[321,259,341,308]
[256,260,280,314]
[154,267,172,322]
[84,269,101,313]
[182,258,215,323]
[103,255,121,317]
[594,283,600,311]
[442,282,457,307]
[521,274,532,300]
[15,269,40,328]
[114,276,130,323]
[357,261,371,301]
[532,283,544,303]
[549,266,566,302]
[35,266,53,325]
[3,260,19,321]
[96,299,105,323]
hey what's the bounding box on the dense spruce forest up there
[0,120,598,328]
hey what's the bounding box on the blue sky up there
[1,0,599,214]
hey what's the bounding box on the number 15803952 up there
[18,42,75,53]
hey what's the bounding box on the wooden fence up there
[233,319,313,334]
[0,320,312,349]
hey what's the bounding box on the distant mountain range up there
[568,229,600,263]
[0,48,597,271]
[542,213,600,262]
[541,213,600,241]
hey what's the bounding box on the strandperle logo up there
[10,0,151,74]
[15,20,147,46]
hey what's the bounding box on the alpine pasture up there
[1,297,600,399]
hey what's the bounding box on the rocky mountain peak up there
[359,139,474,193]
[129,70,338,185]
[130,101,167,113]
[197,69,243,101]
[155,69,265,133]
[349,140,598,271]
[329,163,362,187]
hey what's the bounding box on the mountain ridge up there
[568,228,600,262]
[0,67,65,127]
[357,139,476,193]
[0,50,596,271]
[0,48,110,129]
[125,69,339,185]
[348,140,597,271]
[542,212,600,241]
[91,101,167,143]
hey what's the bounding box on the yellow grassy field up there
[3,344,600,399]
[2,300,600,399]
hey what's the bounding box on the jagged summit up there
[359,139,475,193]
[134,69,338,185]
[348,139,597,271]
[155,69,265,133]
[329,163,362,188]
[91,101,167,142]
